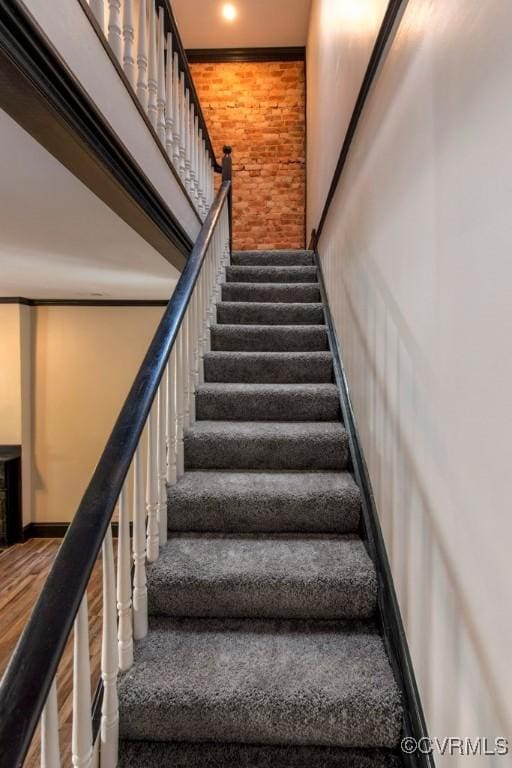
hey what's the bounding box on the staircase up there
[118,249,403,767]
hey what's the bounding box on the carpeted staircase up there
[118,250,403,767]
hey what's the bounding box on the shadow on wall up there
[321,247,510,764]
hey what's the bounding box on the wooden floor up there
[0,539,103,767]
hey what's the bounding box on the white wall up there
[306,0,387,233]
[308,0,512,761]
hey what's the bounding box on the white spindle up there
[122,0,136,87]
[176,330,185,478]
[179,73,186,180]
[165,33,174,158]
[41,679,60,768]
[146,404,160,561]
[132,446,148,639]
[198,268,207,383]
[198,132,205,216]
[90,0,105,32]
[172,53,181,171]
[182,311,191,428]
[147,5,158,128]
[190,107,197,201]
[107,0,122,61]
[157,384,168,546]
[156,9,166,144]
[72,595,93,768]
[184,90,192,193]
[100,527,119,768]
[192,288,200,391]
[117,483,133,671]
[136,0,148,110]
[166,350,177,486]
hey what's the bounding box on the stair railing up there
[0,166,232,768]
[80,0,221,221]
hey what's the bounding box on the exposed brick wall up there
[190,61,306,251]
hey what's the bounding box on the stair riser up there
[211,326,328,352]
[222,283,321,303]
[196,390,340,421]
[184,433,349,470]
[204,353,334,383]
[217,302,325,325]
[226,266,317,283]
[231,250,314,266]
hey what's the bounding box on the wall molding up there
[315,252,433,767]
[0,297,168,307]
[186,47,305,64]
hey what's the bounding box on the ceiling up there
[0,109,179,300]
[173,0,311,49]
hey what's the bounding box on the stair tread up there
[118,617,402,748]
[222,282,321,303]
[204,351,333,383]
[119,741,402,768]
[185,421,349,470]
[231,249,314,266]
[226,265,317,283]
[217,301,325,325]
[167,470,361,533]
[211,324,328,352]
[147,534,376,619]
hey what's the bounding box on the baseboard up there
[314,252,434,768]
[23,521,128,539]
[23,522,69,539]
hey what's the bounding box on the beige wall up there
[31,306,164,524]
[308,0,512,759]
[0,304,23,444]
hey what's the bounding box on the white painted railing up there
[84,0,215,221]
[35,192,231,768]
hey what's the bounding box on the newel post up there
[222,145,233,254]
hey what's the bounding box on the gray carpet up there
[195,383,340,421]
[119,249,402,765]
[167,471,362,533]
[211,323,329,351]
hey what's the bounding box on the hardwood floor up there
[0,538,103,767]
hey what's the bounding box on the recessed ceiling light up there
[221,3,237,22]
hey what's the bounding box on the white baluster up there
[117,483,133,671]
[192,287,200,391]
[184,90,191,193]
[107,0,122,61]
[72,595,93,768]
[179,73,186,181]
[166,350,177,486]
[189,295,197,423]
[136,0,148,110]
[157,383,168,546]
[146,404,159,561]
[198,268,207,384]
[100,527,119,768]
[165,33,174,158]
[122,0,135,87]
[175,330,185,478]
[147,5,158,128]
[198,132,205,216]
[90,0,105,32]
[172,53,181,171]
[190,106,197,202]
[156,8,166,144]
[132,446,148,639]
[41,679,60,768]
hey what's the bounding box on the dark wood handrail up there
[0,180,231,768]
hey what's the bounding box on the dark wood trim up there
[0,298,168,307]
[0,0,195,271]
[0,181,231,768]
[315,252,433,768]
[2,451,23,546]
[23,522,69,539]
[186,46,306,64]
[314,0,407,243]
